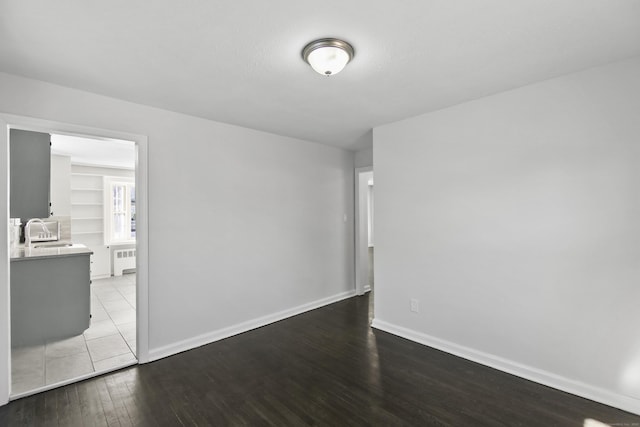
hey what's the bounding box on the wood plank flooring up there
[1,294,639,426]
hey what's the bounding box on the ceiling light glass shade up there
[302,38,354,76]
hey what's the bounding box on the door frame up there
[354,166,373,296]
[0,113,150,405]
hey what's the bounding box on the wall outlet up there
[410,298,420,313]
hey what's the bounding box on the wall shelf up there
[71,173,108,178]
[70,166,134,279]
[71,169,108,279]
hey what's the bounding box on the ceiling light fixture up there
[302,38,354,76]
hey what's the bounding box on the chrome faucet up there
[24,218,51,248]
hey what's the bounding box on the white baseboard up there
[371,319,640,416]
[149,289,357,362]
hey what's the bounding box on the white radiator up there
[113,248,136,276]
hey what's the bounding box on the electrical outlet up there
[410,298,419,313]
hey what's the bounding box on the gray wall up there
[354,147,373,168]
[373,57,640,414]
[0,72,355,394]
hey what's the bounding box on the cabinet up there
[10,129,51,219]
[11,254,91,347]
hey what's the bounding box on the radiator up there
[113,248,136,276]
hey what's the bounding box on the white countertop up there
[10,242,93,262]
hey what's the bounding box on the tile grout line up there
[11,275,137,395]
[83,325,96,374]
[90,275,137,366]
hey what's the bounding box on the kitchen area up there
[9,129,137,397]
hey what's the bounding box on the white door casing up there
[0,113,150,405]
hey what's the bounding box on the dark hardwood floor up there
[1,293,638,426]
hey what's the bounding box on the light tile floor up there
[11,273,137,395]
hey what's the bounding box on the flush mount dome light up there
[302,38,354,76]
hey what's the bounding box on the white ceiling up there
[51,134,135,169]
[1,1,639,151]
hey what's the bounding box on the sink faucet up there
[24,218,51,248]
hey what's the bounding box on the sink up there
[32,242,73,248]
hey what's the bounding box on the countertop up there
[10,242,93,262]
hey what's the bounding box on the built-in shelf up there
[71,173,104,177]
[70,167,120,280]
[71,178,104,235]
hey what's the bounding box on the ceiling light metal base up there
[302,38,355,76]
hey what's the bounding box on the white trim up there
[354,166,373,296]
[8,360,137,401]
[0,113,150,406]
[0,117,9,406]
[134,131,150,363]
[149,290,357,362]
[371,318,640,416]
[108,241,136,247]
[367,182,374,247]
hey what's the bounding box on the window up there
[104,177,135,244]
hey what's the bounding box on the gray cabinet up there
[11,254,91,347]
[10,129,51,219]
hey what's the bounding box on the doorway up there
[0,115,149,403]
[355,167,374,297]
